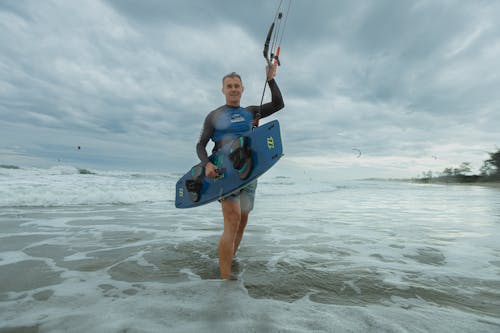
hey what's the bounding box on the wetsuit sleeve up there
[247,79,285,118]
[196,113,214,166]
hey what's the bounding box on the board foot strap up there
[229,136,253,180]
[185,165,204,202]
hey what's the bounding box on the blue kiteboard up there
[175,120,283,209]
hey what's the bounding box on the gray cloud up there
[1,0,499,178]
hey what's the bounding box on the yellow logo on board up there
[179,188,184,197]
[267,136,275,149]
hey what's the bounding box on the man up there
[196,66,284,279]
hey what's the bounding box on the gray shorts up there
[220,180,257,212]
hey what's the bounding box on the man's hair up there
[222,72,243,86]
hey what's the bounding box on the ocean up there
[1,165,499,332]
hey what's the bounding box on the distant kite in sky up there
[352,148,362,158]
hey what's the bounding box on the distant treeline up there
[415,148,500,184]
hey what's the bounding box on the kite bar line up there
[254,0,292,128]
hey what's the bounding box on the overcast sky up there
[1,0,500,179]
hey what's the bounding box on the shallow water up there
[1,166,500,332]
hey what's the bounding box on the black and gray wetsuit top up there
[196,79,284,166]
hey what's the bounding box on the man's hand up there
[205,162,219,178]
[266,64,277,81]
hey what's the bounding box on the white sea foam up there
[0,166,175,207]
[0,250,33,265]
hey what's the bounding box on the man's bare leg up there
[233,212,248,256]
[219,200,241,279]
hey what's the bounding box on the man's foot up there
[221,273,238,281]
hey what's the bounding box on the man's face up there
[222,77,244,106]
